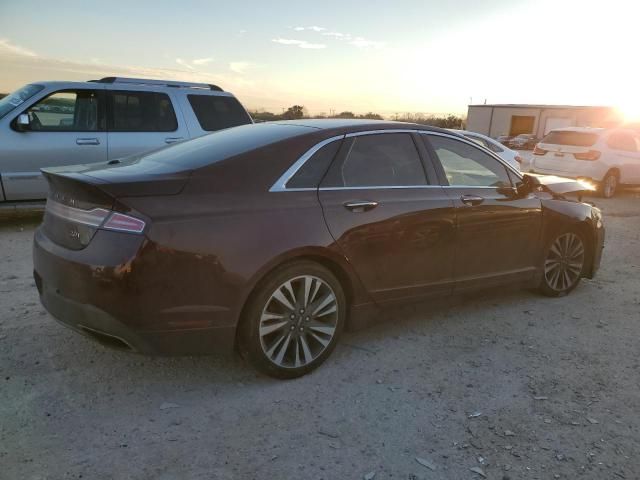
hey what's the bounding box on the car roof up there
[26,80,236,97]
[269,118,451,134]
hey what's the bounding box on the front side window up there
[24,90,101,131]
[427,135,511,187]
[322,133,427,188]
[109,91,177,132]
[188,94,252,131]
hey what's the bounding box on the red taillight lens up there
[102,212,146,233]
[574,150,601,161]
[533,145,547,155]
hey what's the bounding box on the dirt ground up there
[1,190,639,480]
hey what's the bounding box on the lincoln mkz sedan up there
[33,120,605,378]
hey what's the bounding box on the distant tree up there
[334,111,356,119]
[358,112,384,120]
[282,105,305,120]
[249,110,280,122]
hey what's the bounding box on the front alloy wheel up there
[540,231,586,296]
[240,261,345,378]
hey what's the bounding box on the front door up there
[423,134,542,290]
[1,88,107,200]
[319,131,456,303]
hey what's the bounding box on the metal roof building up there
[466,104,622,138]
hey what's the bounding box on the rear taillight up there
[574,150,601,161]
[102,212,146,233]
[533,145,547,155]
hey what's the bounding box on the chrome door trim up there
[269,135,344,192]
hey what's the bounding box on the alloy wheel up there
[259,275,338,369]
[544,233,585,292]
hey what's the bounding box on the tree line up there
[250,105,463,129]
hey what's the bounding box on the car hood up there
[525,174,596,195]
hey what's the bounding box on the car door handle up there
[460,194,484,206]
[165,137,184,144]
[76,138,100,146]
[343,200,379,212]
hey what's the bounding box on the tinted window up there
[323,133,426,187]
[188,95,252,131]
[464,134,489,148]
[607,133,637,152]
[428,135,511,187]
[286,139,342,189]
[109,91,177,132]
[542,131,598,147]
[25,90,101,131]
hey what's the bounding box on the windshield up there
[0,84,45,119]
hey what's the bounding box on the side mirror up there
[16,113,31,132]
[516,174,541,196]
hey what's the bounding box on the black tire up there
[238,260,346,379]
[538,229,587,297]
[599,170,619,198]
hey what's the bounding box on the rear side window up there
[286,139,342,189]
[322,133,427,188]
[188,95,252,131]
[541,131,598,147]
[109,91,177,132]
[607,133,637,152]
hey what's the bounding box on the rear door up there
[319,131,456,303]
[422,133,542,290]
[0,88,107,200]
[106,89,189,160]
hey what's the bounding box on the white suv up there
[525,127,640,197]
[0,77,252,203]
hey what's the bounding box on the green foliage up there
[249,105,462,127]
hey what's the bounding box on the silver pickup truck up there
[0,77,253,204]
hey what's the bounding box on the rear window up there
[541,131,598,147]
[188,95,252,131]
[139,123,314,169]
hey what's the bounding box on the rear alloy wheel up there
[601,171,618,198]
[239,261,345,379]
[539,231,586,297]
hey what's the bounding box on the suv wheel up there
[239,261,346,379]
[601,171,618,198]
[539,230,586,297]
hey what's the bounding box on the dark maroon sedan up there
[33,120,604,378]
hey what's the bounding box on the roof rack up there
[89,77,223,91]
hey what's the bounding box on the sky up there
[1,0,639,117]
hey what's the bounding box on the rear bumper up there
[33,227,237,355]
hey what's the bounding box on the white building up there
[466,104,621,138]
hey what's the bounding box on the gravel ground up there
[1,190,639,480]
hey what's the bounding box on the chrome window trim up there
[344,129,420,138]
[269,135,345,192]
[269,128,524,193]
